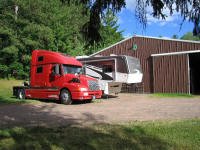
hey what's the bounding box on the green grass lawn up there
[0,80,200,149]
[152,93,196,98]
[0,119,199,150]
[0,80,37,104]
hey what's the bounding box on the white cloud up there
[146,14,160,23]
[147,8,180,26]
[124,0,181,27]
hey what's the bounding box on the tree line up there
[0,0,123,79]
[1,0,199,79]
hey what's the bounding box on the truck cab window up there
[103,65,113,73]
[38,56,44,62]
[36,67,43,73]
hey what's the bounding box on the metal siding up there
[94,37,200,93]
[153,54,188,93]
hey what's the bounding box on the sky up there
[117,0,194,39]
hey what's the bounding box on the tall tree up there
[85,10,124,55]
[74,0,126,43]
[99,10,124,48]
[0,0,89,78]
[0,0,125,79]
[67,0,200,39]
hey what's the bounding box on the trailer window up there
[103,65,113,73]
[36,67,43,73]
[38,56,44,62]
[126,56,142,73]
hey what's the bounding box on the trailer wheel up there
[17,89,25,99]
[60,89,72,105]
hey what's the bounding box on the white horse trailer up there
[78,55,143,94]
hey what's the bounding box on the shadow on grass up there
[0,98,171,149]
[0,95,92,105]
[0,96,27,105]
[31,98,61,104]
[0,124,171,150]
[0,97,173,150]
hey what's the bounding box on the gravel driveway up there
[0,94,200,128]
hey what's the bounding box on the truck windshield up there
[62,65,83,74]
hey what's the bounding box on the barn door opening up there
[189,53,200,94]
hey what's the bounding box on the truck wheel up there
[86,99,92,103]
[18,89,25,99]
[60,89,72,105]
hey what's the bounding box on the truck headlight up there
[78,88,88,92]
[83,92,88,96]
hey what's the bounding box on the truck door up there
[31,65,48,99]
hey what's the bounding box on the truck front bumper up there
[71,90,102,100]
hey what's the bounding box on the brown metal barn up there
[90,35,200,94]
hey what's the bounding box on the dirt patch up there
[0,94,200,128]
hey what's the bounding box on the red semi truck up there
[13,50,102,104]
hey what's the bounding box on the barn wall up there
[153,54,189,93]
[93,36,200,93]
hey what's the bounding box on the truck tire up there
[60,89,72,105]
[86,99,92,103]
[17,89,26,99]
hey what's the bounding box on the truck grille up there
[88,80,99,91]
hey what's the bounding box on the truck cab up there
[13,50,102,104]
